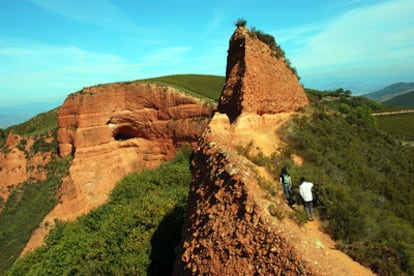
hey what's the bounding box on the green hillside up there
[8,148,191,276]
[383,90,414,108]
[377,112,414,141]
[0,108,58,147]
[2,76,414,275]
[363,82,414,101]
[141,74,225,102]
[282,91,414,275]
[0,108,70,275]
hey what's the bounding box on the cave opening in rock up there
[113,125,138,141]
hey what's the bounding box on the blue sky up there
[1,0,414,112]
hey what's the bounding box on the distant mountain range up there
[362,82,414,107]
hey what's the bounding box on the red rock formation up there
[218,26,308,122]
[54,82,214,220]
[0,134,51,201]
[173,27,312,275]
[22,82,216,254]
[173,134,312,275]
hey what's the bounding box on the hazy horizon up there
[2,76,413,129]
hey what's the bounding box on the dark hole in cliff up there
[113,125,138,141]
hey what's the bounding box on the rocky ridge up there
[173,26,374,275]
[173,115,308,275]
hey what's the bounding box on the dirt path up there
[255,162,376,275]
[372,109,414,116]
[232,113,376,275]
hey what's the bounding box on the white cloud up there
[276,0,414,92]
[292,0,414,69]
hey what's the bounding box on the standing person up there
[299,177,314,221]
[280,166,293,206]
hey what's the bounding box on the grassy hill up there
[283,91,414,275]
[2,75,414,275]
[140,74,225,102]
[382,90,414,108]
[376,112,414,142]
[363,82,414,102]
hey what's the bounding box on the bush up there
[280,93,414,275]
[0,155,72,274]
[9,147,192,275]
[235,18,247,27]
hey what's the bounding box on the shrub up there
[268,204,284,219]
[257,175,276,197]
[8,148,192,275]
[235,18,247,27]
[0,155,72,274]
[280,93,414,275]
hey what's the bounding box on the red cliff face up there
[56,82,215,219]
[22,82,215,253]
[218,27,308,122]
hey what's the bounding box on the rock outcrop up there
[218,26,308,122]
[55,82,214,220]
[0,133,52,201]
[173,26,313,275]
[22,81,215,253]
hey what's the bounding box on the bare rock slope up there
[218,26,308,122]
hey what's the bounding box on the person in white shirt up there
[299,176,314,221]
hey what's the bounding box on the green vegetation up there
[278,90,414,275]
[8,147,192,275]
[363,82,414,102]
[5,108,58,137]
[0,108,58,152]
[0,106,71,274]
[30,129,58,155]
[0,155,72,274]
[141,74,224,102]
[377,113,414,141]
[383,90,414,108]
[234,18,247,28]
[240,89,414,275]
[305,88,384,127]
